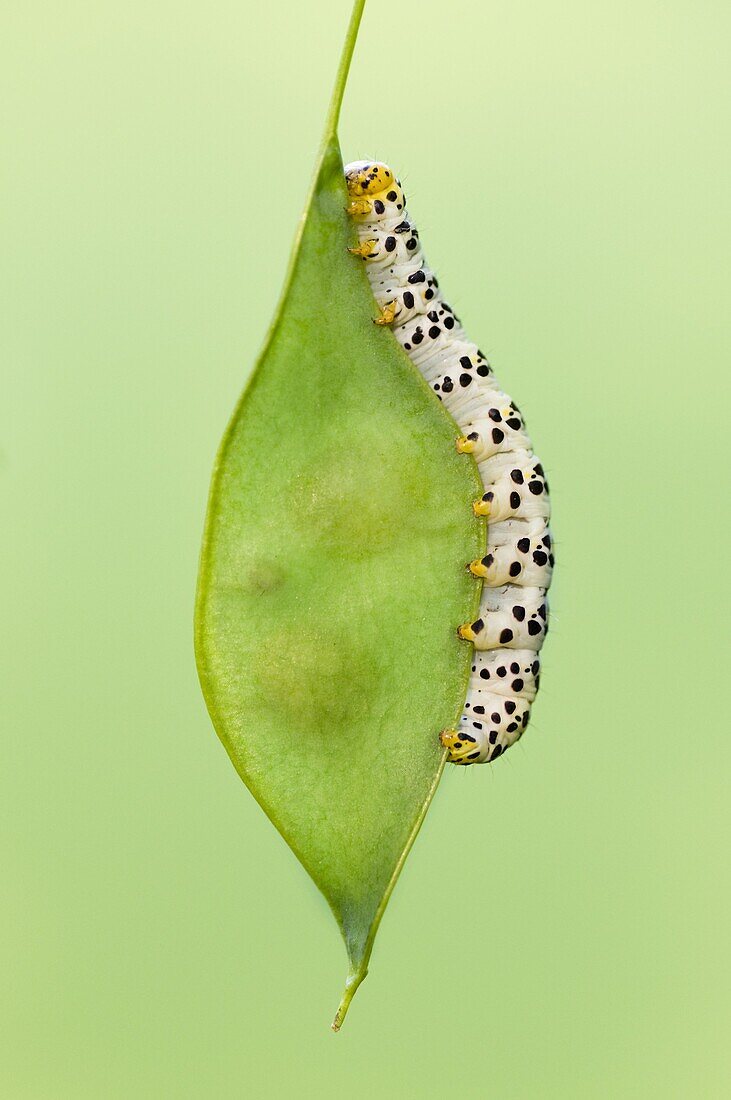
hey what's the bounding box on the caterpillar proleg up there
[345,160,553,766]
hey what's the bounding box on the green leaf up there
[194,0,483,1030]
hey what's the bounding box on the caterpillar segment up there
[345,160,553,766]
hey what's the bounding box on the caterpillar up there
[344,160,553,766]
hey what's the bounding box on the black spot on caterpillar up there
[345,161,553,766]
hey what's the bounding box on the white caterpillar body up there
[345,160,553,766]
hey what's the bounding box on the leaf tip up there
[330,965,368,1032]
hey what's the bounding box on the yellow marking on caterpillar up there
[346,199,372,217]
[374,301,398,326]
[456,435,475,454]
[440,728,476,764]
[348,239,377,258]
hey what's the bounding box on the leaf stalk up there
[323,0,367,141]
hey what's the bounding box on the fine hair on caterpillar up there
[345,160,554,766]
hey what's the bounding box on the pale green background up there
[2,1,729,1096]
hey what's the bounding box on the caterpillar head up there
[344,161,406,218]
[345,160,395,195]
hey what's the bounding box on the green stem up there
[331,964,368,1033]
[323,0,366,140]
[248,0,364,398]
